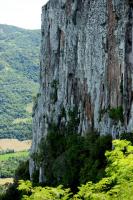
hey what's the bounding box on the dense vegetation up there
[0,24,40,140]
[74,139,133,200]
[32,130,112,189]
[1,139,133,200]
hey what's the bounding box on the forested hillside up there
[0,24,40,140]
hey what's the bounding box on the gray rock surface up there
[30,0,133,182]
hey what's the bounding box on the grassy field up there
[0,139,31,179]
[0,150,29,178]
[0,139,31,152]
[0,151,29,161]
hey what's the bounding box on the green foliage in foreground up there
[18,181,72,200]
[17,140,133,200]
[0,151,29,178]
[74,139,133,200]
[0,24,40,140]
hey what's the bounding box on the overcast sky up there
[0,0,49,29]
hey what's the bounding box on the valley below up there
[0,24,40,196]
[0,138,31,196]
[0,139,31,181]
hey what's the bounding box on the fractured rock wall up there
[30,0,133,182]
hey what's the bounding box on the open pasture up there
[0,139,31,152]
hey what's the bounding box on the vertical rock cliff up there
[30,0,133,182]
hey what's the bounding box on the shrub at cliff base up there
[17,140,133,200]
[32,130,112,189]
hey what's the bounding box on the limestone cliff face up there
[30,0,133,181]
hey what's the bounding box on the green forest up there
[0,24,40,140]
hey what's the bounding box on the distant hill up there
[0,24,40,140]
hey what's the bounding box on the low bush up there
[15,160,30,181]
[109,106,124,122]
